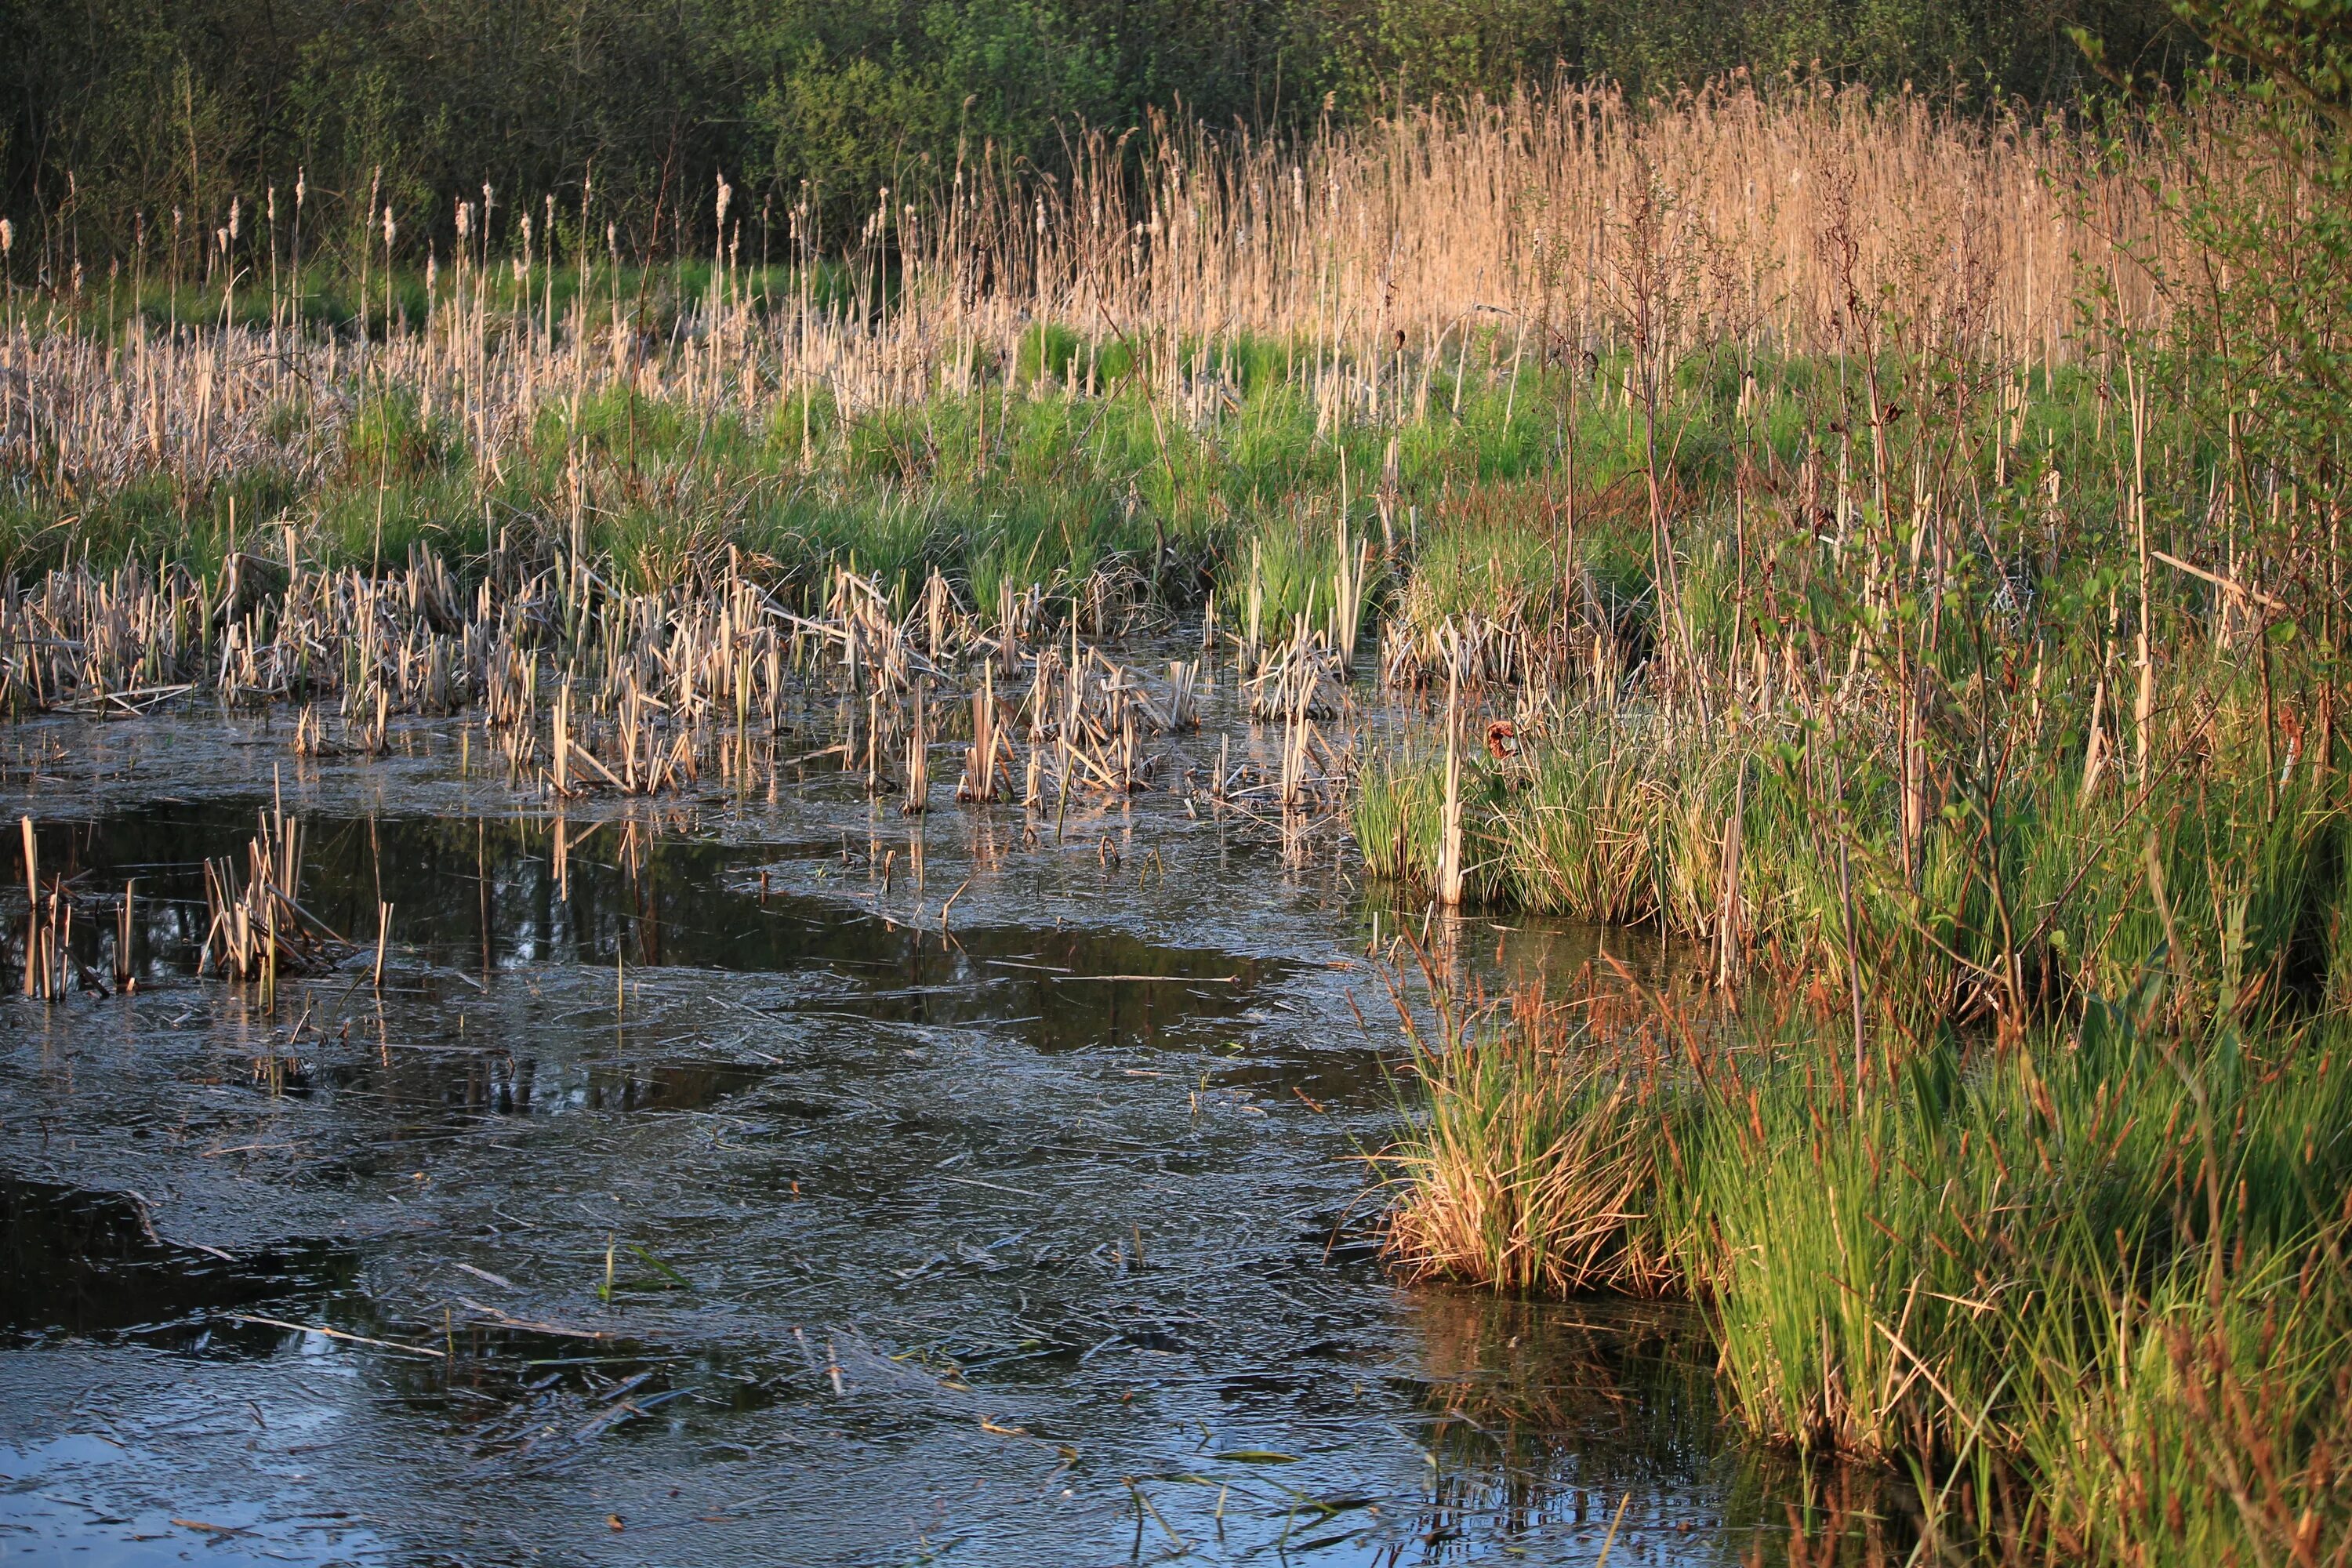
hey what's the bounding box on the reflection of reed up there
[1402,1287,1943,1566]
[1395,1288,1718,1541]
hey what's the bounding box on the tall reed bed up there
[0,82,2227,608]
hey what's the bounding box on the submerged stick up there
[1595,1493,1631,1567]
[229,1314,446,1359]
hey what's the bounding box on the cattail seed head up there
[456,201,470,241]
[383,208,397,249]
[0,218,13,256]
[295,169,306,209]
[716,173,732,230]
[228,197,240,241]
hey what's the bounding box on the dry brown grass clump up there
[1382,974,1683,1297]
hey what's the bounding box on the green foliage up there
[1387,968,2352,1559]
[2,0,2187,274]
[2127,2,2352,515]
[345,387,459,480]
[2177,0,2352,158]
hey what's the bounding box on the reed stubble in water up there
[5,61,2350,1568]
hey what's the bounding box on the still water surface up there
[0,712,1784,1566]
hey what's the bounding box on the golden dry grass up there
[2,81,2222,506]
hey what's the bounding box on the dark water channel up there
[0,712,1802,1566]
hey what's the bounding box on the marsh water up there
[0,698,1819,1567]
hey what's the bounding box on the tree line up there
[3,0,2189,274]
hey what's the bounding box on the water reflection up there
[1,1176,355,1349]
[2,785,1864,1566]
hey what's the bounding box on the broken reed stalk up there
[18,815,34,998]
[903,678,928,814]
[958,660,1011,804]
[1331,515,1372,670]
[200,808,348,983]
[114,878,135,992]
[1714,768,1743,989]
[1439,659,1464,908]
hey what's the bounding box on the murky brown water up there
[0,703,1813,1566]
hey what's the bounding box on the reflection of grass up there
[1396,1287,1898,1562]
[1405,1287,1711,1443]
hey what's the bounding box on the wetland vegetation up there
[5,1,2352,1562]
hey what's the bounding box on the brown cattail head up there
[228,197,240,241]
[1,218,13,256]
[383,208,396,249]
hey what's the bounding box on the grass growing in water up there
[1384,956,2352,1561]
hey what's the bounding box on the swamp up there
[4,4,2352,1563]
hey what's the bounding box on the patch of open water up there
[0,709,1803,1566]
